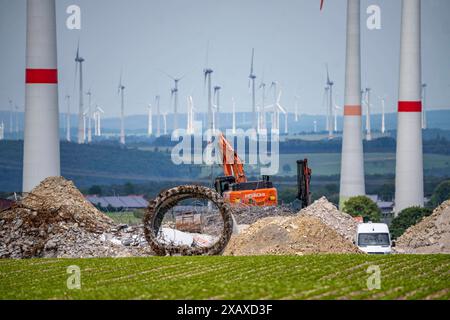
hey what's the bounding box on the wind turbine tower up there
[0,121,4,140]
[232,97,236,134]
[147,104,153,136]
[322,0,366,208]
[326,65,334,139]
[155,95,161,137]
[23,0,60,192]
[395,0,424,214]
[204,67,214,132]
[118,74,126,145]
[86,89,92,143]
[259,82,267,133]
[379,96,386,135]
[365,88,372,141]
[75,44,85,144]
[214,85,221,131]
[8,99,13,134]
[65,95,71,142]
[249,48,257,132]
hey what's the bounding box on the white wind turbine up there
[265,88,286,133]
[93,105,104,136]
[155,95,161,137]
[334,104,341,132]
[248,48,257,131]
[378,95,386,135]
[162,112,168,135]
[326,64,334,139]
[213,86,222,131]
[118,72,126,145]
[186,96,195,135]
[313,120,318,133]
[65,95,71,142]
[0,121,4,140]
[75,42,85,144]
[147,104,153,136]
[294,95,300,122]
[86,89,92,143]
[364,88,372,141]
[231,97,236,135]
[259,81,267,133]
[8,99,13,134]
[203,45,214,133]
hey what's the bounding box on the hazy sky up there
[1,0,449,118]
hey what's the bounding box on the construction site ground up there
[0,255,449,300]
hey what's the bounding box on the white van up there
[356,223,393,254]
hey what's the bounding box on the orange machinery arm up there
[217,134,247,184]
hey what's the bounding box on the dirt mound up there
[396,200,450,254]
[232,205,295,225]
[0,177,152,258]
[300,197,359,242]
[224,214,361,256]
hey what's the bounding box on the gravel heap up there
[0,177,153,258]
[395,200,450,254]
[232,205,295,225]
[224,215,361,256]
[299,197,359,242]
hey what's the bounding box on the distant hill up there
[0,141,201,192]
[1,109,449,137]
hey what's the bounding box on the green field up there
[276,153,450,177]
[1,255,449,300]
[199,153,450,178]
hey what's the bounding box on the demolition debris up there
[396,200,450,254]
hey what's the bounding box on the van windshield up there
[358,233,390,246]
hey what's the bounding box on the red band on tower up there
[344,105,362,116]
[398,101,422,112]
[26,69,58,84]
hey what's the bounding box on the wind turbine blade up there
[320,0,324,11]
[326,63,330,84]
[276,100,287,114]
[277,90,282,104]
[159,69,175,80]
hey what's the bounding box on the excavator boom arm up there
[218,134,247,183]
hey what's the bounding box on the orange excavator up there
[214,134,278,206]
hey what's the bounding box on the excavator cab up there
[214,176,236,195]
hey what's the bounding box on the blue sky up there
[1,0,449,117]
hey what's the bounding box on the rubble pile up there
[0,177,153,258]
[224,214,361,256]
[396,200,450,254]
[299,197,359,242]
[232,205,296,225]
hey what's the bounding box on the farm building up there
[85,195,148,212]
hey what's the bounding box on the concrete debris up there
[0,177,153,258]
[395,200,450,254]
[224,214,361,256]
[299,197,359,242]
[231,205,295,225]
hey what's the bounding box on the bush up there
[343,196,381,222]
[390,207,433,239]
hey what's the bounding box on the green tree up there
[429,180,450,208]
[124,182,135,195]
[390,207,432,239]
[343,196,381,222]
[88,185,102,195]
